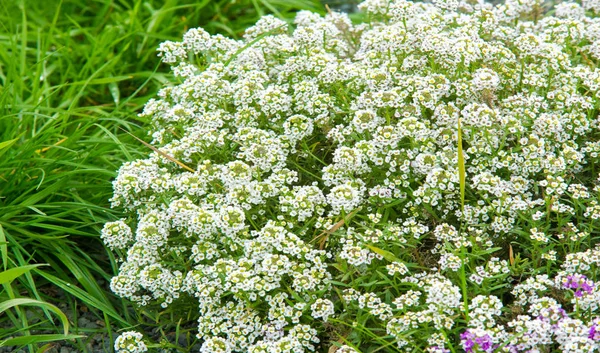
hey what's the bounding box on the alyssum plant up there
[103,0,600,351]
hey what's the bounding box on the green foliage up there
[0,263,85,349]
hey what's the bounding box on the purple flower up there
[537,306,567,325]
[460,330,476,353]
[475,335,493,351]
[590,323,600,341]
[504,344,520,353]
[460,330,495,353]
[582,281,594,292]
[563,274,594,297]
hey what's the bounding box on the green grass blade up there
[0,334,84,347]
[364,244,401,263]
[36,271,129,326]
[0,225,7,271]
[0,135,20,159]
[0,298,70,335]
[0,264,46,285]
[69,75,133,86]
[457,118,465,212]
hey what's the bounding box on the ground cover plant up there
[100,0,600,352]
[0,1,324,352]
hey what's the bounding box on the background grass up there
[0,0,367,351]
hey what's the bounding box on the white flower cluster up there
[103,0,600,351]
[101,219,133,250]
[343,273,462,350]
[460,248,600,352]
[114,331,147,353]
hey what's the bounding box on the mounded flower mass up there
[104,0,600,351]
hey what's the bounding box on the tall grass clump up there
[0,0,323,351]
[102,0,600,352]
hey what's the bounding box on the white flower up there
[201,337,232,353]
[471,68,500,92]
[101,220,133,250]
[114,331,147,353]
[311,298,335,321]
[327,181,365,215]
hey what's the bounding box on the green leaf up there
[0,298,69,335]
[69,75,133,85]
[0,264,46,285]
[457,118,466,211]
[364,244,401,263]
[0,334,84,347]
[108,81,120,105]
[0,136,20,159]
[0,225,7,271]
[327,280,350,287]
